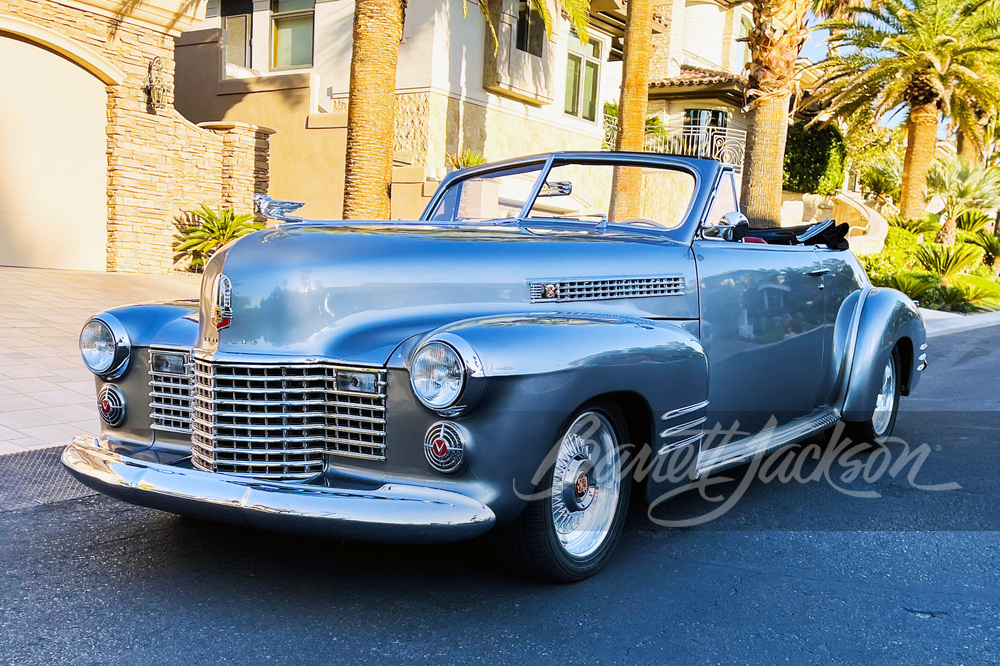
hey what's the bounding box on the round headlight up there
[411,342,465,410]
[79,316,130,377]
[80,319,116,374]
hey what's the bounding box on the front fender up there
[385,314,708,524]
[841,287,925,422]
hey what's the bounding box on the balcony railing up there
[604,115,747,174]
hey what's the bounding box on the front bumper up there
[62,436,496,544]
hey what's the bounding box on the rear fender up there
[841,287,925,422]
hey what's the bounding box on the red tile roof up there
[649,65,747,89]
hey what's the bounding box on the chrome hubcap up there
[551,412,621,559]
[872,357,896,438]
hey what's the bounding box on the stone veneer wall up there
[2,0,271,273]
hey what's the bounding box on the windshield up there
[425,158,697,230]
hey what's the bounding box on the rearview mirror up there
[703,211,749,242]
[537,181,573,198]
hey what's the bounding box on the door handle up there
[805,268,830,277]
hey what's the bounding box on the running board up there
[696,409,840,478]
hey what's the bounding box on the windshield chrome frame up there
[419,151,719,243]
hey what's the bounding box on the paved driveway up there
[0,324,997,664]
[0,267,198,454]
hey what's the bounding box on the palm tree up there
[610,0,653,221]
[342,0,406,220]
[342,0,592,220]
[740,0,812,227]
[927,155,1000,244]
[809,0,1000,222]
[811,0,853,57]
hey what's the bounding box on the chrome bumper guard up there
[62,436,495,544]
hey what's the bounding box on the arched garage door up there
[0,36,107,270]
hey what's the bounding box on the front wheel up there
[492,401,631,582]
[842,347,901,446]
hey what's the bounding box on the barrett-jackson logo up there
[212,273,233,330]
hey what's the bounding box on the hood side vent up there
[529,275,685,303]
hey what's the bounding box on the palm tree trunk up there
[342,0,405,220]
[899,101,938,221]
[992,258,1000,278]
[935,214,957,245]
[956,129,980,166]
[740,91,791,228]
[610,0,652,222]
[739,0,809,229]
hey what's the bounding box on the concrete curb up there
[925,310,1000,338]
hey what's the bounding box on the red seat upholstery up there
[744,236,767,244]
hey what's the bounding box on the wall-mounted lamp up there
[143,57,169,112]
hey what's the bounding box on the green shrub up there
[884,271,939,299]
[783,120,848,196]
[174,204,262,272]
[888,214,940,236]
[964,229,1000,276]
[860,226,919,284]
[446,148,487,169]
[914,243,984,283]
[860,152,902,203]
[956,209,992,233]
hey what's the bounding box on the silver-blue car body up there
[64,152,926,581]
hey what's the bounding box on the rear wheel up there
[843,347,901,446]
[492,401,631,582]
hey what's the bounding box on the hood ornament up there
[212,274,233,330]
[254,194,305,223]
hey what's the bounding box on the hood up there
[197,222,698,365]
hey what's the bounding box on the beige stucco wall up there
[0,35,107,270]
[175,29,345,219]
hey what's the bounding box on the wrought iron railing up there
[604,115,746,174]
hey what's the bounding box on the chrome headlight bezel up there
[409,335,484,416]
[79,314,131,379]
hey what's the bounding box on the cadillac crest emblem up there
[212,274,233,330]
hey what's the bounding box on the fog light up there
[424,421,467,473]
[150,351,187,376]
[336,370,379,394]
[98,385,126,427]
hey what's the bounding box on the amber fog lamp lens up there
[80,319,116,374]
[411,342,465,410]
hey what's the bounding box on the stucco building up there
[0,0,272,273]
[178,0,752,219]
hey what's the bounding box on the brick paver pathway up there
[0,267,198,454]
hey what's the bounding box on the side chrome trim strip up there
[661,400,710,421]
[658,432,704,456]
[696,408,840,478]
[659,416,707,439]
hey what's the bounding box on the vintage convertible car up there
[63,152,926,581]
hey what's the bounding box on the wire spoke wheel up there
[549,411,622,559]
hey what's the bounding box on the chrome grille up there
[149,349,193,434]
[529,275,685,303]
[191,358,387,479]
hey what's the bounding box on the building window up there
[684,108,729,128]
[564,31,601,122]
[271,0,314,69]
[739,17,752,71]
[222,0,253,68]
[515,1,545,57]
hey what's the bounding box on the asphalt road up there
[1,326,998,665]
